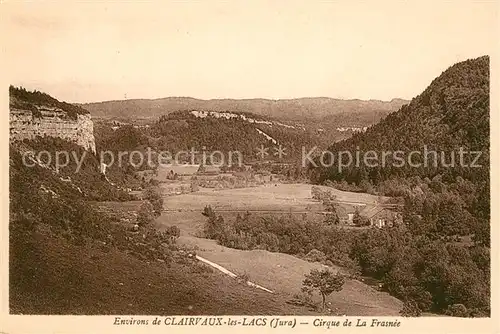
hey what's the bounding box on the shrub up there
[311,186,336,202]
[311,186,321,200]
[191,262,214,276]
[237,271,250,283]
[289,291,319,310]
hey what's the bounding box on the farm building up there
[359,206,402,228]
[160,182,193,196]
[157,164,200,180]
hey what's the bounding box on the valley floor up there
[155,183,403,316]
[14,183,402,315]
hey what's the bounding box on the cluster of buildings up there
[336,203,403,228]
[336,126,368,133]
[134,163,280,194]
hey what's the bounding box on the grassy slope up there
[10,227,311,315]
[176,235,402,316]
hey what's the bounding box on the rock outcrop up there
[9,87,96,153]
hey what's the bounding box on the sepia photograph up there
[1,0,498,332]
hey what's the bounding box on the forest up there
[10,86,90,119]
[202,206,489,317]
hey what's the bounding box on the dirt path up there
[196,255,274,293]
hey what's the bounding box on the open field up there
[157,183,382,235]
[153,183,402,316]
[162,183,384,212]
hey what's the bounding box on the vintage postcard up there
[0,0,498,333]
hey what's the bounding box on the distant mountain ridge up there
[82,96,408,122]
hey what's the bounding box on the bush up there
[289,291,319,310]
[237,271,250,283]
[191,262,214,276]
[311,186,336,202]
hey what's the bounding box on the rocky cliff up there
[9,87,96,153]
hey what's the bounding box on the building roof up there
[359,205,387,219]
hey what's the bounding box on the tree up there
[190,181,199,192]
[204,212,225,240]
[311,186,321,200]
[323,198,339,225]
[144,187,163,216]
[166,225,181,241]
[137,201,155,226]
[353,207,370,226]
[305,249,327,263]
[302,269,345,309]
[202,205,215,218]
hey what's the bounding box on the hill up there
[320,56,489,156]
[313,55,489,192]
[306,56,490,316]
[148,110,322,162]
[82,96,408,123]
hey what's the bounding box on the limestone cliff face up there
[10,107,96,153]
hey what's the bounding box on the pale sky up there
[3,0,498,103]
